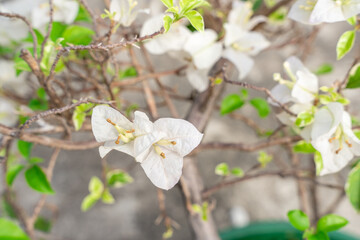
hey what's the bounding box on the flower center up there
[153,140,177,159]
[328,126,352,154]
[232,43,254,53]
[106,118,135,144]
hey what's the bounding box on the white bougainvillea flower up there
[141,15,191,55]
[31,0,79,30]
[223,2,270,80]
[110,0,149,27]
[134,116,203,190]
[311,102,360,175]
[271,56,318,105]
[182,29,222,91]
[91,105,136,158]
[288,0,360,24]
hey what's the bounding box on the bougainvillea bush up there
[0,0,360,239]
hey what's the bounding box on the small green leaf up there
[50,22,68,42]
[6,164,24,186]
[347,16,357,26]
[258,151,272,168]
[293,141,316,154]
[18,140,32,159]
[0,218,30,240]
[119,67,138,79]
[29,157,44,164]
[101,189,115,204]
[215,163,229,176]
[72,111,86,131]
[314,151,323,176]
[336,30,356,60]
[2,198,17,218]
[230,167,244,177]
[75,5,92,22]
[81,194,99,212]
[36,88,47,101]
[34,217,52,233]
[89,176,104,198]
[345,162,360,212]
[163,15,173,33]
[220,94,245,115]
[250,98,271,118]
[184,10,204,32]
[287,209,310,231]
[252,0,263,11]
[346,64,360,89]
[308,231,330,240]
[192,204,202,213]
[295,111,314,127]
[25,165,55,194]
[317,214,348,232]
[163,227,174,239]
[106,169,133,188]
[161,0,173,8]
[62,25,95,45]
[314,64,333,75]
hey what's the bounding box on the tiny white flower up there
[31,0,79,30]
[110,0,149,27]
[288,0,360,24]
[91,105,136,158]
[134,117,203,190]
[311,102,360,175]
[223,2,270,80]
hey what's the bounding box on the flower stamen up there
[106,118,135,144]
[154,145,166,159]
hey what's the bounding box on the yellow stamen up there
[160,152,166,159]
[345,139,352,148]
[171,141,177,145]
[126,129,135,133]
[328,136,337,143]
[335,147,342,154]
[115,136,121,144]
[107,118,116,126]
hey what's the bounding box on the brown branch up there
[78,0,100,36]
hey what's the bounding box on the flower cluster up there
[269,57,360,175]
[288,0,360,24]
[140,1,269,92]
[91,105,203,190]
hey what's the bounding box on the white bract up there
[288,0,360,24]
[91,105,203,190]
[270,56,318,105]
[110,0,149,27]
[31,0,79,30]
[311,102,360,175]
[223,1,270,80]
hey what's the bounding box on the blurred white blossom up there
[110,0,149,27]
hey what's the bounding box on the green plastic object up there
[220,221,360,240]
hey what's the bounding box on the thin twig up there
[39,0,54,63]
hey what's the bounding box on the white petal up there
[192,42,222,69]
[154,118,203,156]
[234,31,270,56]
[342,112,360,155]
[91,105,133,142]
[133,111,153,135]
[104,140,135,157]
[269,84,292,106]
[310,0,345,23]
[223,48,254,79]
[134,133,163,162]
[140,147,183,190]
[288,0,315,24]
[311,103,343,140]
[99,146,112,158]
[110,0,128,22]
[342,1,360,19]
[53,0,79,24]
[292,71,318,103]
[285,56,309,76]
[228,1,253,28]
[224,24,247,47]
[185,67,209,92]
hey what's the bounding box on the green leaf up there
[345,163,360,212]
[23,29,44,45]
[36,88,47,101]
[14,56,31,76]
[25,165,55,194]
[163,15,173,33]
[308,231,330,240]
[314,64,333,75]
[2,198,17,218]
[295,111,314,127]
[317,214,348,232]
[184,10,204,32]
[72,111,86,131]
[220,94,245,115]
[346,64,360,89]
[17,140,32,159]
[163,227,174,239]
[0,218,30,240]
[347,16,357,26]
[75,5,92,22]
[6,164,24,186]
[293,141,316,154]
[106,169,133,188]
[336,30,356,60]
[28,99,48,111]
[252,0,263,11]
[50,22,68,42]
[89,176,104,198]
[81,194,99,212]
[215,163,229,176]
[257,151,272,168]
[101,189,115,204]
[314,151,323,176]
[287,209,310,231]
[34,217,52,233]
[250,98,271,118]
[230,167,244,177]
[29,157,44,164]
[62,25,95,45]
[161,0,173,8]
[119,67,138,79]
